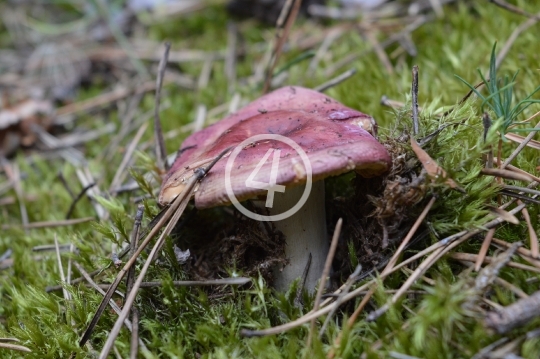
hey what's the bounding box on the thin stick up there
[96,148,230,357]
[329,197,435,355]
[411,65,420,135]
[154,42,171,171]
[130,307,139,359]
[313,68,357,92]
[126,205,144,298]
[2,160,29,233]
[1,217,94,230]
[307,218,342,348]
[0,342,32,353]
[241,202,528,337]
[54,235,71,302]
[96,277,252,289]
[489,0,539,19]
[519,201,538,258]
[65,183,96,219]
[365,30,394,75]
[494,11,540,71]
[73,262,148,352]
[501,119,540,169]
[319,264,362,337]
[384,196,436,272]
[475,228,496,271]
[79,192,187,346]
[109,122,149,192]
[225,22,238,93]
[262,0,303,94]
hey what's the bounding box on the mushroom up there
[159,86,391,291]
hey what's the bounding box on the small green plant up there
[455,43,540,139]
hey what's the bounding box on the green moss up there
[1,1,540,358]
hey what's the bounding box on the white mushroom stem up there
[266,181,329,292]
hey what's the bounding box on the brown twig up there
[485,289,540,334]
[108,122,149,193]
[475,228,496,271]
[411,65,420,135]
[72,261,148,352]
[518,201,539,258]
[480,168,534,182]
[66,183,96,219]
[125,205,144,299]
[262,0,303,94]
[94,148,231,358]
[502,118,540,169]
[489,0,539,19]
[313,68,357,92]
[154,42,170,172]
[365,30,394,75]
[307,218,342,349]
[473,242,521,293]
[493,11,540,72]
[225,22,238,93]
[448,252,540,275]
[130,307,139,359]
[1,217,94,230]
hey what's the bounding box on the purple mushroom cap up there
[159,86,391,208]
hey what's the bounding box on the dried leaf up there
[410,137,463,191]
[487,206,520,225]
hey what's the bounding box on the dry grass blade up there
[0,342,32,353]
[367,202,528,321]
[154,42,171,171]
[307,218,342,349]
[262,0,303,94]
[109,122,149,192]
[72,261,149,352]
[448,252,540,275]
[55,81,158,120]
[313,68,356,93]
[2,159,29,232]
[97,148,230,358]
[319,265,361,338]
[517,201,538,258]
[79,188,186,346]
[125,205,144,298]
[66,183,95,219]
[242,198,442,338]
[54,235,71,302]
[1,217,94,230]
[130,307,139,359]
[487,206,520,224]
[480,168,534,182]
[489,0,539,18]
[504,133,540,151]
[475,228,496,271]
[493,10,540,71]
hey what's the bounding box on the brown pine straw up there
[241,200,528,339]
[491,237,540,269]
[475,228,496,271]
[517,200,539,258]
[327,196,435,357]
[262,0,303,94]
[447,252,540,275]
[306,218,343,350]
